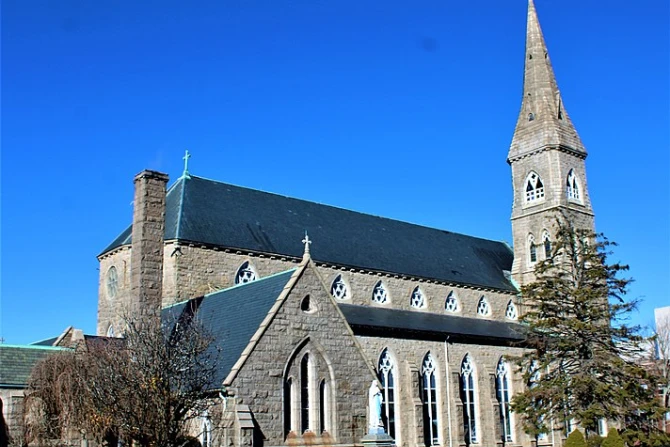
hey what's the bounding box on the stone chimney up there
[130,170,169,325]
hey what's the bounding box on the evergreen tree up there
[601,428,624,447]
[565,430,587,447]
[511,215,669,445]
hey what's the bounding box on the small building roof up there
[102,175,516,293]
[0,345,67,388]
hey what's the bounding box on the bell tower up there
[509,0,595,286]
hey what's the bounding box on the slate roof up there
[0,345,67,388]
[163,269,296,388]
[102,175,516,293]
[340,304,525,345]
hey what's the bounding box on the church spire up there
[508,0,586,162]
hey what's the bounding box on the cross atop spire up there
[182,150,192,179]
[302,231,312,260]
[508,0,586,163]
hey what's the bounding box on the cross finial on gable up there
[302,231,312,260]
[182,150,192,178]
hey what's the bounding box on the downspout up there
[444,337,454,447]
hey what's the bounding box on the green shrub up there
[565,430,587,447]
[601,428,624,447]
[586,434,603,447]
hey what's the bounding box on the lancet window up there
[495,359,514,443]
[529,234,537,263]
[106,266,118,299]
[445,291,460,313]
[300,354,310,433]
[410,286,426,308]
[566,169,581,201]
[477,297,491,316]
[330,275,350,300]
[372,281,389,304]
[460,354,478,445]
[542,231,551,259]
[525,172,545,203]
[378,349,397,438]
[235,261,257,284]
[421,353,439,446]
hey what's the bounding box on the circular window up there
[106,266,118,300]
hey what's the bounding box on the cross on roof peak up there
[302,231,312,259]
[182,150,192,178]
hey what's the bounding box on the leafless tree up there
[24,309,220,447]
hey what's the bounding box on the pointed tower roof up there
[508,0,586,162]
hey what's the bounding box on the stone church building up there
[95,1,595,446]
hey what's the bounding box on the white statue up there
[368,380,384,434]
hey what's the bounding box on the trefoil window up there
[460,355,478,445]
[495,359,513,443]
[525,172,545,203]
[372,281,389,304]
[378,349,397,438]
[235,261,257,284]
[421,353,439,446]
[445,291,459,313]
[410,286,426,308]
[331,275,350,300]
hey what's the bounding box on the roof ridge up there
[0,344,68,351]
[186,175,503,245]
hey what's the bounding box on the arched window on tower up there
[460,354,479,445]
[529,234,537,264]
[378,349,397,438]
[235,261,257,284]
[566,169,581,201]
[495,359,514,444]
[421,353,439,446]
[525,172,545,203]
[542,231,551,259]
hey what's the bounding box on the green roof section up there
[0,345,68,388]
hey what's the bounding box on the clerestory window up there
[410,286,426,309]
[330,275,350,300]
[421,353,439,446]
[566,169,581,201]
[378,349,397,438]
[460,355,479,445]
[235,261,257,284]
[445,291,460,313]
[495,359,514,444]
[372,281,389,304]
[477,296,491,316]
[505,301,518,320]
[525,172,545,203]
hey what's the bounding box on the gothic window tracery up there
[495,359,514,443]
[477,297,491,316]
[566,169,581,201]
[505,301,518,320]
[330,275,350,300]
[460,355,479,445]
[235,261,257,284]
[421,353,439,446]
[378,349,397,438]
[410,286,426,308]
[445,291,460,313]
[529,234,537,264]
[372,281,389,304]
[542,231,551,259]
[106,266,118,300]
[525,172,545,203]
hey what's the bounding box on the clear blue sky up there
[2,0,668,344]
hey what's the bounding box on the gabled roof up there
[163,269,296,388]
[0,345,67,388]
[102,175,516,293]
[340,304,524,345]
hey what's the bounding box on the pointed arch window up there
[106,266,118,300]
[495,359,514,443]
[505,301,518,320]
[235,261,257,284]
[445,291,460,313]
[372,281,389,304]
[410,286,426,308]
[460,355,479,445]
[106,325,115,338]
[542,231,551,259]
[476,296,491,316]
[566,169,581,201]
[300,354,310,433]
[529,234,537,264]
[421,353,439,446]
[330,275,350,300]
[319,380,327,434]
[284,377,293,437]
[378,349,397,438]
[525,172,545,203]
